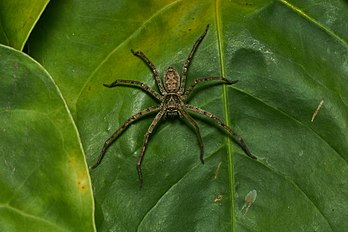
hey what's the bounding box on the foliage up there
[0,0,347,231]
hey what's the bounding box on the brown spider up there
[91,25,256,188]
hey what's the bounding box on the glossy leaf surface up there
[25,0,348,231]
[0,45,95,231]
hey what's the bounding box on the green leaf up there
[0,0,49,50]
[0,45,95,231]
[27,0,348,231]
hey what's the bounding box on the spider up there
[91,25,256,189]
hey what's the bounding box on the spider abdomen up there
[164,67,180,92]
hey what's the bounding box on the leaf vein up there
[278,0,348,48]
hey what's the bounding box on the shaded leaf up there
[0,0,49,50]
[0,45,95,232]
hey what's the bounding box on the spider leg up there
[137,110,165,189]
[90,105,161,169]
[131,49,166,95]
[179,24,209,94]
[184,104,257,159]
[182,77,238,100]
[179,109,204,164]
[104,79,162,101]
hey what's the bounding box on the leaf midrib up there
[214,0,237,231]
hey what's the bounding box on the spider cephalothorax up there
[91,25,256,189]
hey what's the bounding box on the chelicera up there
[91,25,256,188]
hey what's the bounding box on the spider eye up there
[164,67,180,92]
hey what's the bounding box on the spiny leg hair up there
[137,110,165,189]
[131,49,166,94]
[91,105,160,170]
[182,77,238,100]
[179,109,204,164]
[104,79,162,101]
[184,104,257,160]
[179,24,209,94]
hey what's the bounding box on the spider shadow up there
[117,84,160,102]
[183,82,246,147]
[185,106,248,155]
[184,81,236,102]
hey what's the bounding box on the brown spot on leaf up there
[214,194,223,203]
